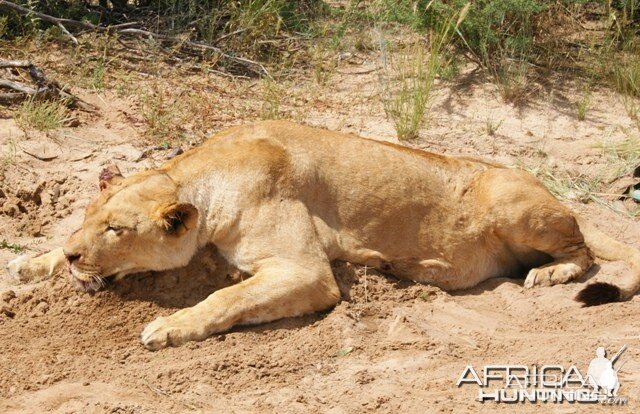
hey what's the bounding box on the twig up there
[206,68,251,80]
[145,380,169,396]
[337,67,379,75]
[57,22,78,45]
[214,28,247,44]
[452,22,485,69]
[109,21,140,30]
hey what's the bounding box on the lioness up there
[6,121,640,350]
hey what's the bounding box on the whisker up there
[91,274,106,289]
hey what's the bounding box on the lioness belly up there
[329,227,552,290]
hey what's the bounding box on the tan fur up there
[6,121,640,350]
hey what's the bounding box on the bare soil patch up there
[2,59,640,413]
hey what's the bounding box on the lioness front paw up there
[7,254,29,282]
[6,248,66,283]
[140,312,204,351]
[7,254,40,282]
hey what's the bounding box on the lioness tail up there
[575,216,640,306]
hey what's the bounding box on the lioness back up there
[158,121,526,289]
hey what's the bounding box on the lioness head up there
[63,166,199,292]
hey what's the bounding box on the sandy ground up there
[2,55,640,413]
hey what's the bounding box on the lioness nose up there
[65,252,81,264]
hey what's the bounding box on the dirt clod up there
[1,305,15,318]
[1,290,16,303]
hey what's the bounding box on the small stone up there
[50,184,60,204]
[66,118,80,127]
[166,147,184,160]
[40,190,51,205]
[32,301,49,316]
[133,148,152,162]
[2,202,19,217]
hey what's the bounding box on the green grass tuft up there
[0,239,24,254]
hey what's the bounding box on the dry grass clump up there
[15,97,71,131]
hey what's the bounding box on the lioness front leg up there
[141,256,341,350]
[6,248,66,283]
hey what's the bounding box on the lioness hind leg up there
[140,255,341,351]
[6,248,66,283]
[506,206,594,289]
[485,170,594,289]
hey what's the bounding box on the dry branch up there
[0,92,26,103]
[0,0,268,77]
[0,79,36,95]
[0,60,97,111]
[0,60,32,69]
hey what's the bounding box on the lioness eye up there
[106,225,124,234]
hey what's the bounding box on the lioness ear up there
[158,203,199,236]
[99,164,124,191]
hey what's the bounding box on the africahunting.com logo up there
[456,346,628,405]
